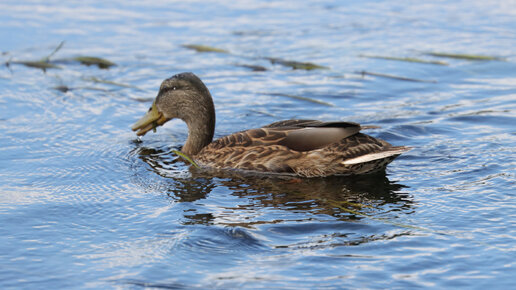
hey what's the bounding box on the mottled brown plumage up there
[132,72,410,177]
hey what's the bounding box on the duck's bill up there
[131,102,168,136]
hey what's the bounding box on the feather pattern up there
[195,120,410,177]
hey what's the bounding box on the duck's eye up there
[148,107,152,112]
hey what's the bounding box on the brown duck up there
[132,72,410,177]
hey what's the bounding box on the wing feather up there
[205,119,363,152]
[195,120,410,177]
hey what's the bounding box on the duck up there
[132,72,410,178]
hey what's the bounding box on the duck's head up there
[132,72,215,136]
[132,72,216,155]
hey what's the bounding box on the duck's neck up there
[181,99,216,157]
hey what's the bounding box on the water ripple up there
[1,0,516,288]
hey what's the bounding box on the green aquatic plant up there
[235,64,267,71]
[265,92,335,107]
[52,85,110,93]
[172,150,200,169]
[52,56,116,68]
[357,70,436,83]
[360,54,448,65]
[248,109,276,117]
[5,41,116,70]
[182,44,229,53]
[266,57,329,70]
[41,41,65,62]
[70,56,116,68]
[8,60,61,70]
[84,76,140,89]
[425,52,505,61]
[5,42,64,71]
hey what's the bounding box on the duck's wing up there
[324,132,410,163]
[197,120,410,177]
[263,119,361,129]
[206,119,362,152]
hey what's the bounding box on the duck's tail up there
[341,146,411,165]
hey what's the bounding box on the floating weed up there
[84,76,141,90]
[5,41,64,71]
[131,97,155,103]
[182,44,229,54]
[53,56,116,68]
[172,150,200,169]
[9,60,61,70]
[71,56,116,68]
[266,57,329,70]
[360,54,448,65]
[41,41,65,62]
[8,41,63,70]
[46,41,116,68]
[425,52,505,61]
[249,109,276,117]
[265,92,335,107]
[53,85,71,93]
[235,64,267,71]
[357,70,436,83]
[5,42,116,70]
[52,85,110,93]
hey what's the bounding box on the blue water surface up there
[1,0,515,288]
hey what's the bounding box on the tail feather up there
[341,146,411,165]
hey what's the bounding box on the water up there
[1,0,515,288]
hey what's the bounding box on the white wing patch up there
[342,147,411,165]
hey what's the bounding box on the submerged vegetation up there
[56,56,116,69]
[360,54,448,65]
[182,44,229,54]
[3,42,509,104]
[425,52,505,61]
[264,92,335,107]
[357,70,437,83]
[3,41,116,71]
[181,43,328,71]
[7,60,61,70]
[84,76,140,89]
[265,57,329,70]
[172,150,200,169]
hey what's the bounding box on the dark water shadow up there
[130,145,216,203]
[130,144,414,227]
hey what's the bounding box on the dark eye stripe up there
[158,86,177,96]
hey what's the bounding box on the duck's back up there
[194,119,410,177]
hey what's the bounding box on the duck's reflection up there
[132,145,413,226]
[132,145,216,202]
